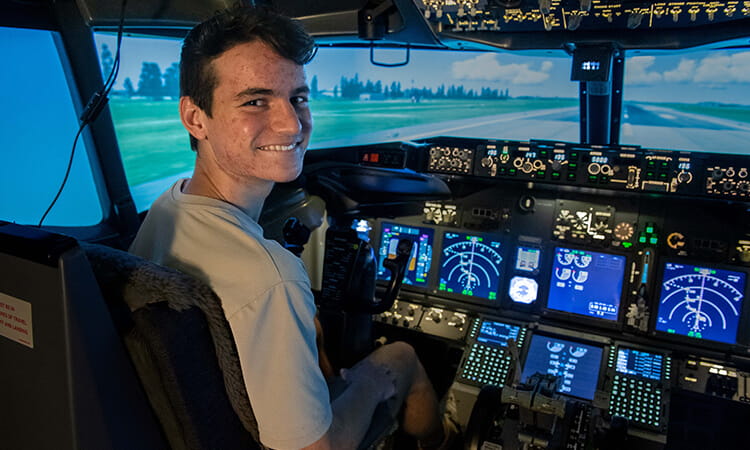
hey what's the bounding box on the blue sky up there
[96,33,750,105]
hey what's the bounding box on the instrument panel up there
[342,135,750,444]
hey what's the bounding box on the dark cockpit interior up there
[1,1,749,449]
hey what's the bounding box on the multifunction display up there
[655,262,747,344]
[438,232,503,300]
[377,222,434,287]
[521,334,603,400]
[547,248,626,321]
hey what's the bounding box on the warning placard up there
[0,292,33,348]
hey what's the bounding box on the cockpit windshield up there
[622,43,750,153]
[94,32,750,210]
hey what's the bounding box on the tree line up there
[103,44,511,101]
[101,44,179,100]
[333,74,511,100]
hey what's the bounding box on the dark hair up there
[180,5,316,150]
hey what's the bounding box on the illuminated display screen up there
[655,262,747,344]
[515,246,541,273]
[616,348,663,381]
[521,334,603,400]
[547,247,626,321]
[477,320,521,347]
[376,222,434,287]
[438,232,503,300]
[509,276,538,304]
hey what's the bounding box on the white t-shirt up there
[129,179,332,449]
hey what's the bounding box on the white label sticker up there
[0,292,33,348]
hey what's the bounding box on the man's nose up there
[270,101,303,135]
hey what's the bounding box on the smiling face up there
[183,40,312,191]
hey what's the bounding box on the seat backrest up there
[0,222,167,450]
[81,242,263,450]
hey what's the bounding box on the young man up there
[129,6,455,450]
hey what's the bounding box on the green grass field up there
[110,97,749,187]
[650,102,750,124]
[110,97,578,186]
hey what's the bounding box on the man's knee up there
[370,341,420,377]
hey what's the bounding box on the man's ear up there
[179,96,208,142]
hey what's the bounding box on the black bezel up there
[373,219,436,292]
[650,258,750,351]
[431,228,508,308]
[519,329,609,401]
[540,244,630,331]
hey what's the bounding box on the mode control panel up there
[427,145,474,175]
[705,163,750,199]
[420,137,750,203]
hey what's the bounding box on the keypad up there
[609,374,663,429]
[458,343,513,386]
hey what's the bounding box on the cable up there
[38,0,128,227]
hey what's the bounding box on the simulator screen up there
[616,347,664,381]
[521,334,603,400]
[438,232,504,300]
[376,222,435,287]
[655,262,747,344]
[477,320,522,347]
[547,247,626,321]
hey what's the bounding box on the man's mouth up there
[257,141,301,152]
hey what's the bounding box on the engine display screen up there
[477,320,521,347]
[521,334,603,400]
[438,232,503,300]
[616,347,663,381]
[376,222,434,287]
[547,247,626,322]
[655,262,747,345]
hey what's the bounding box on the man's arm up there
[314,315,336,380]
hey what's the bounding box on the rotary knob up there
[613,222,634,241]
[450,314,467,329]
[677,171,693,184]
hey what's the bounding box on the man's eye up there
[243,99,266,107]
[291,96,309,105]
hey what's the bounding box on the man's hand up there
[340,358,397,403]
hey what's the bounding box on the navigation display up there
[521,334,603,400]
[477,320,521,347]
[376,222,434,287]
[547,247,626,321]
[438,232,503,300]
[655,262,747,345]
[616,347,663,380]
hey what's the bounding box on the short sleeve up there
[229,280,332,449]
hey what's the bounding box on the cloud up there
[663,58,695,82]
[625,56,662,84]
[451,53,552,84]
[694,52,750,83]
[627,51,750,86]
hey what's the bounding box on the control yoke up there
[319,226,413,315]
[374,238,414,313]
